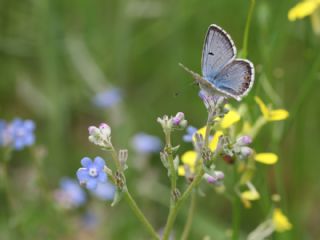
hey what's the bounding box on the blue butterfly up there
[180,24,255,101]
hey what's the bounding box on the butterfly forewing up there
[212,59,254,100]
[201,24,236,79]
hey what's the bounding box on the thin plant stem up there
[232,168,241,240]
[123,188,160,240]
[241,0,255,59]
[181,190,197,240]
[162,113,212,240]
[165,130,177,191]
[162,168,205,240]
[109,146,159,239]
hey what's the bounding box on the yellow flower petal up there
[209,130,223,151]
[178,166,185,176]
[192,126,207,142]
[242,121,252,135]
[241,190,260,201]
[255,153,278,164]
[269,109,289,121]
[288,0,320,21]
[272,208,292,232]
[255,96,289,122]
[255,96,269,119]
[181,151,197,167]
[220,110,241,128]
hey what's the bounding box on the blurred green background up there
[1,0,320,239]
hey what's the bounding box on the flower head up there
[93,88,122,108]
[131,133,162,154]
[219,109,241,128]
[178,151,197,176]
[272,208,292,232]
[88,123,112,148]
[1,118,36,150]
[255,96,289,121]
[204,171,224,185]
[77,157,107,190]
[172,112,187,128]
[54,178,86,209]
[90,182,115,201]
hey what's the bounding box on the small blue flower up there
[183,126,197,142]
[90,182,115,201]
[1,118,36,150]
[131,133,162,153]
[93,88,122,108]
[54,178,86,209]
[77,157,107,190]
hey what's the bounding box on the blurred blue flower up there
[0,118,36,150]
[183,126,197,142]
[54,178,86,209]
[0,120,6,146]
[90,182,115,201]
[82,211,98,229]
[131,133,162,153]
[77,156,107,190]
[93,88,122,108]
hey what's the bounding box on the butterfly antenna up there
[178,63,202,82]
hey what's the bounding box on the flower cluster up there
[88,123,112,149]
[0,118,36,150]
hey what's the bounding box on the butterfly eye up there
[208,52,214,56]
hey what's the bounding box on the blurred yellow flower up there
[193,127,223,151]
[240,190,260,208]
[179,130,223,176]
[241,190,260,201]
[272,208,293,232]
[288,0,320,21]
[220,110,241,128]
[178,151,196,176]
[255,96,289,121]
[255,153,278,164]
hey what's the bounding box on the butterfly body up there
[181,24,254,101]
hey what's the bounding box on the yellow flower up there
[272,208,292,232]
[193,127,223,151]
[179,130,223,176]
[288,0,320,21]
[255,96,289,121]
[220,110,241,128]
[178,151,197,176]
[241,190,260,201]
[255,153,278,165]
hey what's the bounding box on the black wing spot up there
[208,52,214,56]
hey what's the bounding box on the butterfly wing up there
[210,59,255,101]
[201,24,236,78]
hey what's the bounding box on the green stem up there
[109,146,159,239]
[241,0,255,58]
[124,188,160,240]
[181,190,197,240]
[232,196,241,240]
[165,130,177,191]
[162,169,205,240]
[232,168,241,240]
[162,113,212,240]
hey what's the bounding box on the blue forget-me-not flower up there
[77,156,107,190]
[131,133,162,154]
[182,126,197,142]
[93,88,122,108]
[90,182,115,201]
[0,118,35,150]
[54,178,86,209]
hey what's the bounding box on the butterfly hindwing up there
[211,59,254,101]
[201,24,236,79]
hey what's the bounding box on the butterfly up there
[180,24,254,101]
